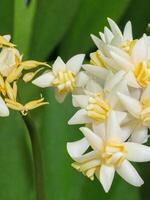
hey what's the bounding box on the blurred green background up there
[0,0,150,199]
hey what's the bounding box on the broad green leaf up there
[0,0,14,34]
[29,0,81,60]
[13,0,36,55]
[58,0,131,59]
[0,112,35,200]
[119,0,150,38]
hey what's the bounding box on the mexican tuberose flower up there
[67,111,150,192]
[32,54,88,102]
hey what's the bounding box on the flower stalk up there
[22,114,45,200]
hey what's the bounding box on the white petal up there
[92,123,105,139]
[120,124,132,142]
[103,27,113,43]
[124,142,150,162]
[107,18,122,38]
[3,34,11,41]
[52,56,66,73]
[67,137,89,159]
[99,32,106,42]
[54,90,67,103]
[66,54,85,74]
[82,64,108,80]
[123,21,133,41]
[117,160,144,187]
[110,51,133,71]
[75,71,89,88]
[117,92,141,118]
[131,37,148,64]
[106,110,122,141]
[72,95,89,108]
[99,165,115,193]
[130,125,148,144]
[85,79,102,93]
[68,109,91,125]
[90,34,103,49]
[115,111,127,124]
[125,71,140,88]
[104,70,125,93]
[79,127,103,151]
[32,71,54,88]
[141,84,150,101]
[0,96,9,117]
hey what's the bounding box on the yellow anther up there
[102,142,127,167]
[52,69,75,94]
[0,36,16,48]
[134,62,150,88]
[86,93,110,122]
[5,81,17,101]
[90,51,105,67]
[21,60,50,70]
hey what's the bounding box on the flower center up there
[141,98,150,125]
[134,62,150,88]
[86,93,110,122]
[52,69,75,94]
[90,51,106,67]
[121,40,137,54]
[102,142,127,167]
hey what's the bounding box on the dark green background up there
[0,0,150,199]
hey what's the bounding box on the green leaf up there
[29,0,81,60]
[13,0,37,56]
[0,112,35,200]
[0,0,14,34]
[58,0,131,59]
[119,0,150,38]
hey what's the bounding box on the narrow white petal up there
[82,64,108,80]
[68,109,91,125]
[53,56,66,73]
[130,126,148,144]
[54,90,67,103]
[79,127,103,151]
[107,18,122,37]
[141,84,150,101]
[123,21,133,41]
[115,111,127,124]
[99,32,106,42]
[75,71,89,88]
[92,123,105,139]
[104,70,125,92]
[66,54,85,74]
[106,110,122,141]
[32,71,54,88]
[124,142,150,162]
[3,34,11,41]
[99,165,115,193]
[125,71,140,88]
[90,34,103,49]
[110,51,133,71]
[131,37,148,64]
[67,137,89,159]
[103,27,113,43]
[0,96,9,117]
[72,95,89,108]
[117,92,141,118]
[117,160,144,186]
[86,80,102,93]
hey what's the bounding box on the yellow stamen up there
[52,69,75,94]
[0,36,16,48]
[90,51,105,67]
[86,93,110,122]
[121,40,137,54]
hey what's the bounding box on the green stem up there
[22,114,45,200]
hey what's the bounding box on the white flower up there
[117,84,150,143]
[68,71,128,138]
[32,54,88,102]
[67,111,150,192]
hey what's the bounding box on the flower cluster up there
[0,34,48,116]
[32,18,150,192]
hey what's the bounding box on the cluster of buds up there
[32,18,150,192]
[0,35,48,116]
